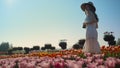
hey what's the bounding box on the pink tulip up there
[66,60,76,68]
[72,63,82,68]
[54,62,61,68]
[59,62,65,68]
[26,63,35,68]
[105,60,116,68]
[93,54,101,59]
[84,53,92,57]
[87,62,98,68]
[84,58,92,64]
[19,61,27,68]
[10,63,16,68]
[66,54,72,59]
[1,64,7,68]
[76,56,81,61]
[77,60,84,65]
[116,58,120,64]
[72,55,77,58]
[62,55,68,59]
[101,54,105,58]
[39,61,50,68]
[54,58,61,62]
[36,66,42,68]
[97,65,107,68]
[95,59,103,65]
[106,57,115,61]
[54,61,64,68]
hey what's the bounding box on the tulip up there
[87,62,98,68]
[1,64,8,68]
[95,59,103,65]
[19,61,27,68]
[76,56,81,61]
[39,61,50,68]
[54,62,61,68]
[84,53,92,57]
[26,63,35,68]
[36,66,42,68]
[97,65,107,68]
[116,58,120,64]
[105,60,116,68]
[77,60,84,64]
[106,57,115,61]
[62,55,68,59]
[66,60,76,68]
[84,57,92,64]
[93,54,101,59]
[72,63,81,68]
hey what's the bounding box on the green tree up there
[44,44,52,50]
[72,44,80,49]
[24,47,30,54]
[50,47,55,50]
[59,42,67,50]
[59,39,67,50]
[33,46,40,50]
[0,42,10,52]
[78,39,85,49]
[12,47,18,51]
[17,47,23,50]
[41,47,46,50]
[103,32,116,46]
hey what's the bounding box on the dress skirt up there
[83,24,101,53]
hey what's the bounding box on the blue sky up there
[0,0,120,49]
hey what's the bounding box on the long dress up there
[83,9,101,53]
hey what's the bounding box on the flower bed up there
[0,46,120,68]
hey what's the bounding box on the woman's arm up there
[83,21,98,28]
[85,20,97,24]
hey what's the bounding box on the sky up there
[0,0,120,49]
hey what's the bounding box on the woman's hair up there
[88,6,99,22]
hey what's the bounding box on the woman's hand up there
[83,23,86,28]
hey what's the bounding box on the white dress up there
[83,9,101,53]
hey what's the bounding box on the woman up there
[81,2,101,53]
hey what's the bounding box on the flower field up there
[0,46,120,68]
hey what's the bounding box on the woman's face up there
[85,5,90,10]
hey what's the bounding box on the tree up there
[72,44,80,49]
[24,47,30,54]
[12,47,18,51]
[30,48,34,51]
[50,47,55,50]
[116,38,120,45]
[44,44,52,50]
[0,42,10,52]
[33,46,40,50]
[59,41,67,50]
[108,41,116,46]
[17,47,23,50]
[41,47,46,50]
[78,39,85,49]
[103,32,116,46]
